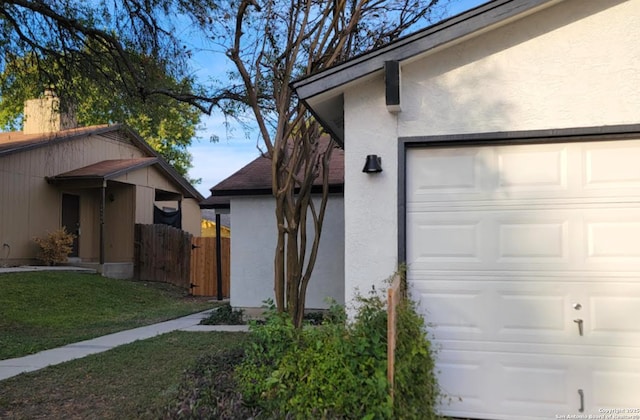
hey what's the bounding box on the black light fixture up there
[362,154,383,173]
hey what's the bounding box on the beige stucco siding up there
[342,0,640,303]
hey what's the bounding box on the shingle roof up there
[0,124,203,200]
[0,125,111,156]
[48,158,158,181]
[210,137,344,196]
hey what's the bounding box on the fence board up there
[190,236,230,297]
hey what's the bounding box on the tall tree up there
[1,0,444,327]
[196,0,442,326]
[0,52,201,177]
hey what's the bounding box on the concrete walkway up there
[0,309,249,382]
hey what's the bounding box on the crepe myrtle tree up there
[200,0,443,326]
[1,0,444,327]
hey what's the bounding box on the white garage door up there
[406,139,640,420]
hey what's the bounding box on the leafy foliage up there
[33,227,75,266]
[235,289,441,419]
[0,52,201,177]
[394,298,441,419]
[199,303,245,325]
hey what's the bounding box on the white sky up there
[187,0,488,196]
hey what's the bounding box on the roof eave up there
[292,0,563,143]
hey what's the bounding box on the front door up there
[62,193,80,257]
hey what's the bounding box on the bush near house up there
[33,227,76,266]
[232,290,441,419]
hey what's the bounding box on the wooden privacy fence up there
[134,224,230,297]
[134,224,192,289]
[387,273,403,399]
[190,236,230,298]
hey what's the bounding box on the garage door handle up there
[578,389,584,412]
[573,319,583,336]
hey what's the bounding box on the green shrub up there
[394,297,440,419]
[235,285,440,419]
[199,303,245,325]
[33,227,76,266]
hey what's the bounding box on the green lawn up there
[0,271,218,359]
[0,331,250,419]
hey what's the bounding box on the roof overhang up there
[292,0,563,143]
[46,158,158,188]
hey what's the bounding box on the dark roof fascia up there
[212,184,344,197]
[199,202,231,210]
[0,125,118,158]
[292,0,558,100]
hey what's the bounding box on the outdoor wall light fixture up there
[362,154,383,173]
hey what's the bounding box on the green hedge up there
[236,285,441,419]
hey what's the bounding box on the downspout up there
[215,213,223,301]
[100,181,106,265]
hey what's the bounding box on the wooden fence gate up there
[134,224,230,298]
[134,224,192,289]
[190,236,230,298]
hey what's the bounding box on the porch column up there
[100,181,106,265]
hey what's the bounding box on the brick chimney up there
[23,89,77,134]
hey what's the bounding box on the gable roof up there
[0,125,112,155]
[291,0,561,143]
[0,124,204,200]
[202,137,344,206]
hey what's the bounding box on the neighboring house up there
[201,140,344,311]
[201,219,231,238]
[293,0,640,418]
[0,93,203,278]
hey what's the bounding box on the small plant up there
[33,227,76,266]
[200,303,245,325]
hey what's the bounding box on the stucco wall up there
[229,194,345,310]
[342,0,640,304]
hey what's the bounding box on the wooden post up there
[215,213,223,301]
[387,273,402,399]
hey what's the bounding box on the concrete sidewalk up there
[0,309,249,382]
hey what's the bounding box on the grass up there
[0,271,218,360]
[0,331,250,419]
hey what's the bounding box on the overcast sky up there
[187,0,488,197]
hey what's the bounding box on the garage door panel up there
[438,350,579,420]
[412,280,573,344]
[591,363,640,408]
[408,140,640,203]
[439,351,640,419]
[584,142,640,189]
[411,278,640,348]
[587,220,640,260]
[406,140,640,418]
[408,207,640,271]
[496,146,567,191]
